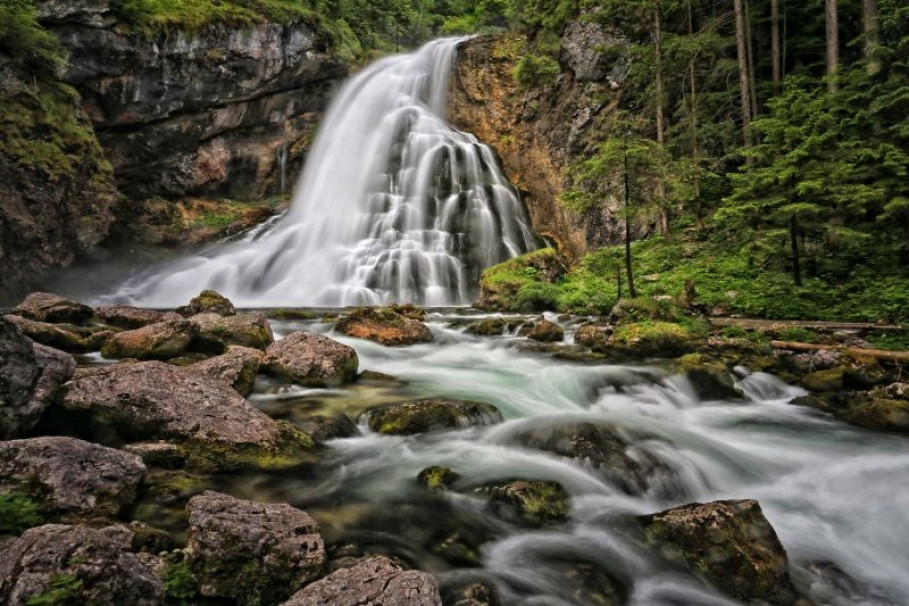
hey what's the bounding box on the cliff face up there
[449,27,632,262]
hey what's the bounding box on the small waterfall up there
[108,38,537,308]
[275,144,288,197]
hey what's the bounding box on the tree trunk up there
[826,0,839,92]
[688,0,704,229]
[771,0,781,89]
[653,4,670,236]
[790,213,802,286]
[733,0,752,147]
[863,0,880,74]
[744,0,759,118]
[616,265,623,300]
[623,147,637,298]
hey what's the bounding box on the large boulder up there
[574,324,611,350]
[0,437,145,521]
[11,292,93,324]
[263,331,359,387]
[361,398,503,435]
[281,556,441,606]
[187,491,325,605]
[0,318,41,439]
[190,312,274,352]
[471,479,570,527]
[62,361,313,470]
[188,346,263,396]
[94,305,181,330]
[177,290,237,317]
[524,319,564,343]
[0,524,163,605]
[100,318,197,360]
[3,314,88,352]
[639,499,798,605]
[336,306,434,346]
[839,398,909,432]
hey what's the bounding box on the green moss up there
[611,321,697,357]
[417,466,460,491]
[181,422,316,472]
[161,556,198,602]
[0,491,44,535]
[109,0,320,35]
[25,573,83,605]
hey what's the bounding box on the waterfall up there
[275,144,288,197]
[107,38,537,308]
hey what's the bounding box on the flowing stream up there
[104,38,536,308]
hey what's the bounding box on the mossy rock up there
[475,248,564,311]
[176,290,236,317]
[675,355,742,400]
[839,398,909,432]
[610,321,697,357]
[335,306,433,346]
[265,309,317,321]
[802,366,846,392]
[463,317,524,336]
[417,466,461,491]
[471,479,570,527]
[182,421,316,473]
[361,398,503,435]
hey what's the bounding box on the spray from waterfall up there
[105,38,537,308]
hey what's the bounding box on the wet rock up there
[294,414,359,442]
[187,491,325,605]
[677,355,742,400]
[391,303,428,320]
[842,356,890,389]
[802,366,846,392]
[471,480,570,527]
[3,314,88,352]
[123,441,186,469]
[362,398,503,435]
[127,521,176,554]
[100,318,197,360]
[463,317,524,336]
[441,578,501,606]
[574,324,611,350]
[639,499,798,605]
[542,558,626,606]
[263,331,359,387]
[0,318,42,439]
[839,398,909,432]
[62,361,313,470]
[417,466,461,491]
[336,306,434,346]
[94,305,181,330]
[525,319,564,343]
[188,345,263,396]
[0,523,163,605]
[281,555,441,606]
[11,292,94,324]
[0,437,145,522]
[176,290,236,317]
[190,312,274,352]
[876,382,909,401]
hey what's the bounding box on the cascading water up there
[106,38,536,308]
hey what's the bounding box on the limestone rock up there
[263,331,359,387]
[362,398,503,435]
[100,318,197,360]
[3,314,87,352]
[187,491,325,605]
[177,290,236,317]
[11,292,94,324]
[281,555,441,606]
[188,345,263,396]
[0,524,163,605]
[0,318,41,439]
[94,305,181,329]
[336,306,434,346]
[640,499,798,605]
[525,319,564,343]
[0,437,145,521]
[190,312,274,352]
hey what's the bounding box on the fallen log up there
[770,340,909,363]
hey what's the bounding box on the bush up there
[0,491,44,535]
[514,54,561,88]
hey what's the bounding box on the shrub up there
[0,491,44,535]
[514,54,561,88]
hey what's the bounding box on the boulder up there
[0,318,41,439]
[263,331,359,387]
[190,312,274,352]
[839,398,909,432]
[676,355,742,400]
[471,479,570,527]
[463,318,524,336]
[100,318,197,360]
[362,398,503,435]
[639,499,798,605]
[609,321,696,357]
[440,579,502,606]
[176,289,236,317]
[417,466,461,491]
[802,366,845,392]
[62,361,313,470]
[3,314,87,352]
[574,324,611,350]
[524,319,564,343]
[294,414,359,442]
[123,441,186,469]
[281,555,441,606]
[0,524,163,605]
[11,292,93,324]
[94,305,181,329]
[187,491,325,605]
[188,346,263,396]
[336,306,434,346]
[0,437,145,521]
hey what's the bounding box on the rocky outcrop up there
[0,437,145,521]
[282,556,441,606]
[186,491,325,605]
[362,398,504,435]
[0,524,163,605]
[336,306,434,346]
[263,331,359,386]
[188,345,263,396]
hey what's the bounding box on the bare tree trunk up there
[864,0,880,74]
[653,3,670,236]
[733,0,752,147]
[790,213,802,286]
[826,0,839,92]
[771,0,781,89]
[688,0,705,229]
[744,0,759,117]
[623,146,637,298]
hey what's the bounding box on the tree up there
[733,0,753,146]
[826,0,839,91]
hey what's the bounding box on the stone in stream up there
[176,289,237,317]
[186,491,325,605]
[94,305,181,329]
[3,314,89,352]
[0,437,145,522]
[639,499,799,605]
[417,466,461,491]
[0,524,164,605]
[361,398,503,435]
[839,397,909,432]
[263,331,359,386]
[675,353,742,400]
[335,306,434,345]
[61,361,314,470]
[11,292,94,324]
[100,318,198,360]
[189,312,275,352]
[574,323,611,351]
[471,479,570,527]
[188,345,263,396]
[281,555,441,606]
[463,317,525,336]
[522,319,564,343]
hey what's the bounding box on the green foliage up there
[0,491,44,535]
[515,282,561,311]
[109,0,322,34]
[514,53,561,88]
[25,573,83,605]
[0,0,65,78]
[161,557,198,602]
[778,327,818,343]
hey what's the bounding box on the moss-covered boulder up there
[95,305,181,329]
[417,466,461,491]
[336,306,433,346]
[186,491,325,606]
[190,312,274,353]
[176,289,236,317]
[188,345,263,396]
[463,317,524,336]
[361,398,503,435]
[839,398,909,432]
[475,248,565,311]
[639,499,798,605]
[609,321,698,357]
[263,331,359,387]
[3,314,89,352]
[471,479,570,527]
[101,318,197,360]
[11,292,94,324]
[524,319,564,342]
[574,324,611,351]
[802,366,846,392]
[676,354,742,400]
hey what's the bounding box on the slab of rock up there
[123,441,186,469]
[177,290,237,317]
[94,305,181,329]
[11,292,94,324]
[282,555,441,606]
[3,314,87,352]
[62,361,313,469]
[471,479,570,527]
[189,346,263,396]
[100,318,197,360]
[263,331,359,387]
[362,398,503,435]
[639,499,798,605]
[190,312,274,352]
[0,524,163,605]
[0,318,41,439]
[0,437,145,521]
[336,307,434,346]
[187,491,325,605]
